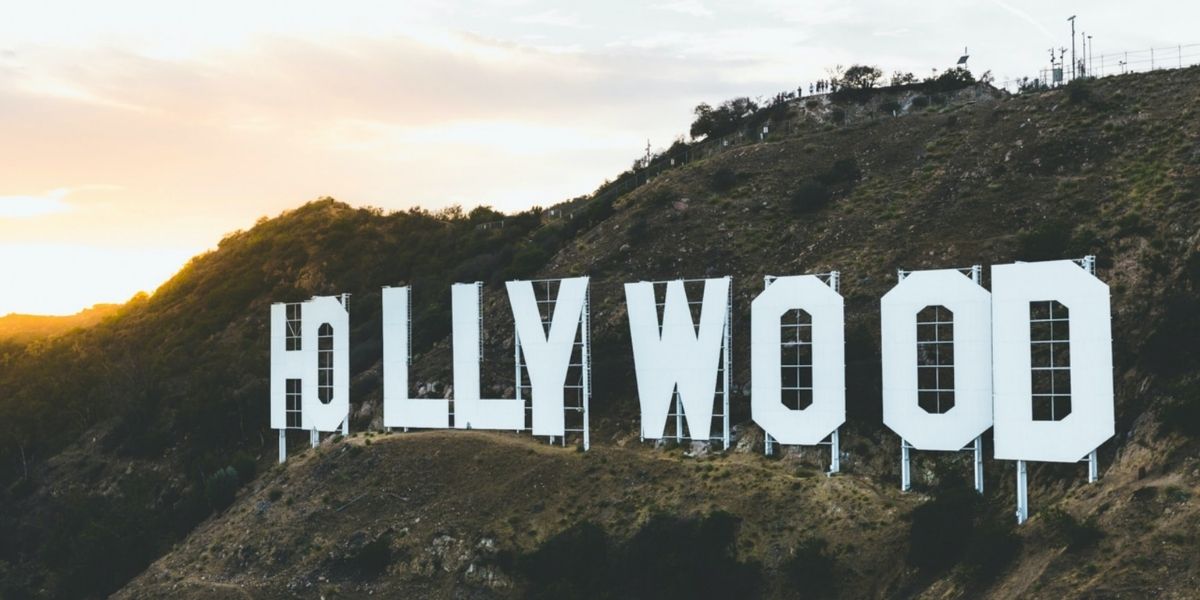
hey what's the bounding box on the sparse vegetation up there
[1043,507,1104,552]
[710,167,740,192]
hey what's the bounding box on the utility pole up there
[1088,35,1093,77]
[1081,32,1087,77]
[1068,15,1077,80]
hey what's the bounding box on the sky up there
[1,0,1197,315]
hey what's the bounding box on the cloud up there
[512,9,584,28]
[0,186,119,219]
[987,0,1056,42]
[0,189,71,218]
[651,1,715,18]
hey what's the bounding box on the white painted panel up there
[751,275,845,445]
[507,277,589,437]
[301,295,350,432]
[452,283,524,430]
[382,286,450,429]
[992,260,1114,463]
[881,269,993,451]
[269,302,290,430]
[625,277,729,441]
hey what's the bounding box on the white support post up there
[278,429,287,464]
[973,436,984,494]
[1016,460,1029,524]
[765,433,774,456]
[675,393,683,443]
[970,266,986,496]
[310,427,318,448]
[828,429,840,474]
[901,439,911,492]
[1087,449,1098,483]
[515,327,523,428]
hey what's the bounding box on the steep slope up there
[2,66,1200,599]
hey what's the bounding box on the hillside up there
[0,304,120,344]
[2,66,1200,599]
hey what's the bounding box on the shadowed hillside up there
[3,66,1200,599]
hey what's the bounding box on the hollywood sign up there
[270,258,1112,523]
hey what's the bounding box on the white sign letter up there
[382,286,450,429]
[507,277,589,437]
[452,282,524,430]
[625,277,729,441]
[270,295,349,432]
[751,275,845,445]
[992,260,1114,462]
[881,270,992,451]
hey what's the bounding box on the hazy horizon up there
[2,0,1198,315]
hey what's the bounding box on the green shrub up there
[205,466,240,512]
[231,451,257,485]
[628,216,649,241]
[1014,219,1074,261]
[790,182,833,214]
[1160,380,1200,437]
[1144,292,1200,377]
[781,538,837,597]
[830,107,846,124]
[907,487,978,572]
[961,520,1021,582]
[710,167,739,192]
[1044,507,1104,551]
[817,158,862,186]
[1066,79,1092,104]
[520,522,612,599]
[519,513,762,599]
[338,536,392,579]
[911,95,930,109]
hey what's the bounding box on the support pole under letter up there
[901,439,911,492]
[278,430,287,464]
[974,436,984,494]
[1016,460,1029,524]
[828,430,840,474]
